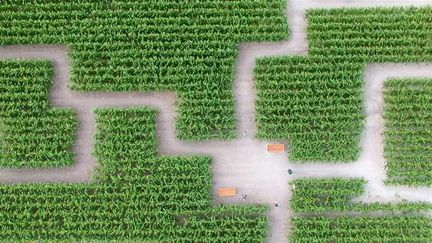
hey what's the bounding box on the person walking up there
[273,201,279,208]
[288,169,293,175]
[241,194,247,201]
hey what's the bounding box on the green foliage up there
[0,0,289,141]
[255,7,432,162]
[290,178,432,213]
[290,178,365,212]
[384,78,432,186]
[0,0,288,239]
[290,178,432,242]
[291,216,432,243]
[0,107,268,241]
[0,60,76,168]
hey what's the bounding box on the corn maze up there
[0,60,76,168]
[255,7,432,162]
[0,0,432,242]
[290,179,432,242]
[0,0,288,141]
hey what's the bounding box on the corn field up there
[0,0,288,240]
[289,178,432,242]
[0,1,432,242]
[255,7,432,162]
[0,60,76,167]
[0,0,289,141]
[384,78,432,186]
[0,107,269,241]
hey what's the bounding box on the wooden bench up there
[217,187,236,197]
[267,143,285,153]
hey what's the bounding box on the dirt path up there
[0,45,293,241]
[0,45,179,183]
[1,1,432,242]
[291,64,432,204]
[236,1,432,242]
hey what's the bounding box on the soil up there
[1,1,432,242]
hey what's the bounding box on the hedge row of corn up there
[0,0,289,141]
[384,78,432,186]
[0,60,76,168]
[290,178,432,242]
[255,7,432,162]
[0,104,269,241]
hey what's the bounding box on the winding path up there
[1,1,432,243]
[237,1,432,242]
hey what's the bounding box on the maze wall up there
[0,0,288,141]
[255,7,432,164]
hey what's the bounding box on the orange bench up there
[267,144,285,153]
[217,187,236,197]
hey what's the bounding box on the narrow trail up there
[291,64,432,204]
[0,45,178,183]
[0,1,432,243]
[238,1,432,242]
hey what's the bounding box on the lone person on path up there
[241,194,247,201]
[273,201,279,208]
[288,169,293,175]
[243,130,247,137]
